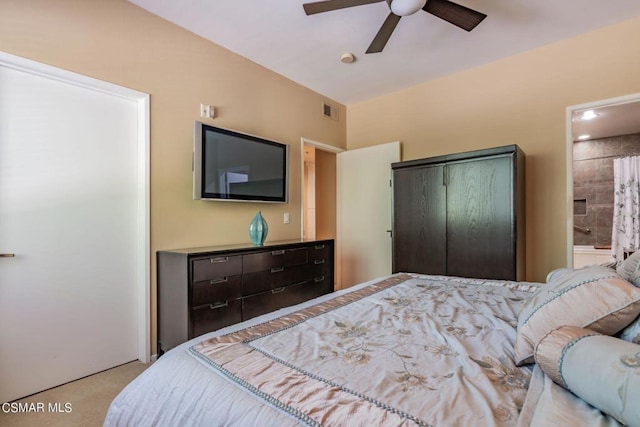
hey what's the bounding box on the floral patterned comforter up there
[190,273,541,426]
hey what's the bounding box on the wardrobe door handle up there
[0,253,15,258]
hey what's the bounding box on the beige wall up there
[0,0,346,352]
[347,16,640,282]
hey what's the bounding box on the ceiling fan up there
[302,0,487,54]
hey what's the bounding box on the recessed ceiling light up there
[579,110,598,121]
[577,134,591,140]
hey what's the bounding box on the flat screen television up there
[193,122,289,203]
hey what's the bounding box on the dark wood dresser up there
[157,239,334,355]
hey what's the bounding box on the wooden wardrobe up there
[392,145,525,281]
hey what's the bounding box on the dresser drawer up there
[308,242,332,263]
[192,255,242,283]
[242,283,308,321]
[242,264,309,296]
[309,263,332,285]
[191,299,242,338]
[243,247,308,274]
[305,274,334,299]
[242,277,333,321]
[192,275,242,306]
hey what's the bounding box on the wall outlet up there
[200,104,215,118]
[284,212,290,224]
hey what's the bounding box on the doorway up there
[566,93,640,267]
[301,138,343,284]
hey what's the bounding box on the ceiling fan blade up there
[303,0,384,15]
[366,13,402,54]
[422,0,486,31]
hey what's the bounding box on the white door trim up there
[0,50,151,363]
[565,92,640,269]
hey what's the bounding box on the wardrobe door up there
[393,165,447,274]
[446,154,515,280]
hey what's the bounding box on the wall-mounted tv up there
[193,122,289,203]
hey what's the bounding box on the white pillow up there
[545,267,573,283]
[515,266,640,365]
[617,251,640,287]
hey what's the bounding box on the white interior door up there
[337,142,400,289]
[0,57,145,402]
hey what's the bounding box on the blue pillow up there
[617,251,640,287]
[535,325,640,426]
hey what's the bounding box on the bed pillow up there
[534,325,640,426]
[620,316,640,344]
[617,250,640,287]
[514,265,640,365]
[545,267,573,283]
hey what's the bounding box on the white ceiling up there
[129,0,640,106]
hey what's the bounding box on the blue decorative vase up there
[249,211,268,246]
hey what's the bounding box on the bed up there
[105,267,640,426]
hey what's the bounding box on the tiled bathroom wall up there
[573,133,640,247]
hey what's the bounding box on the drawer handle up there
[209,277,228,285]
[271,250,285,256]
[272,287,285,294]
[314,276,325,283]
[209,301,229,310]
[314,245,325,250]
[314,259,325,265]
[271,266,285,273]
[210,256,228,263]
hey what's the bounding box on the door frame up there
[0,51,151,363]
[300,137,344,285]
[565,92,640,269]
[300,136,345,239]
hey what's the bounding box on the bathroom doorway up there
[567,94,640,267]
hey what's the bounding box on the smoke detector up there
[340,52,355,63]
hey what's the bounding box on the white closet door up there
[0,62,140,402]
[337,142,400,289]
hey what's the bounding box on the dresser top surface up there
[158,238,334,256]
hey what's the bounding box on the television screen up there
[193,122,288,202]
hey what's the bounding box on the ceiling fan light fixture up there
[390,0,427,16]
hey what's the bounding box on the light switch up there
[284,212,290,224]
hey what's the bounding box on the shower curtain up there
[612,156,640,264]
